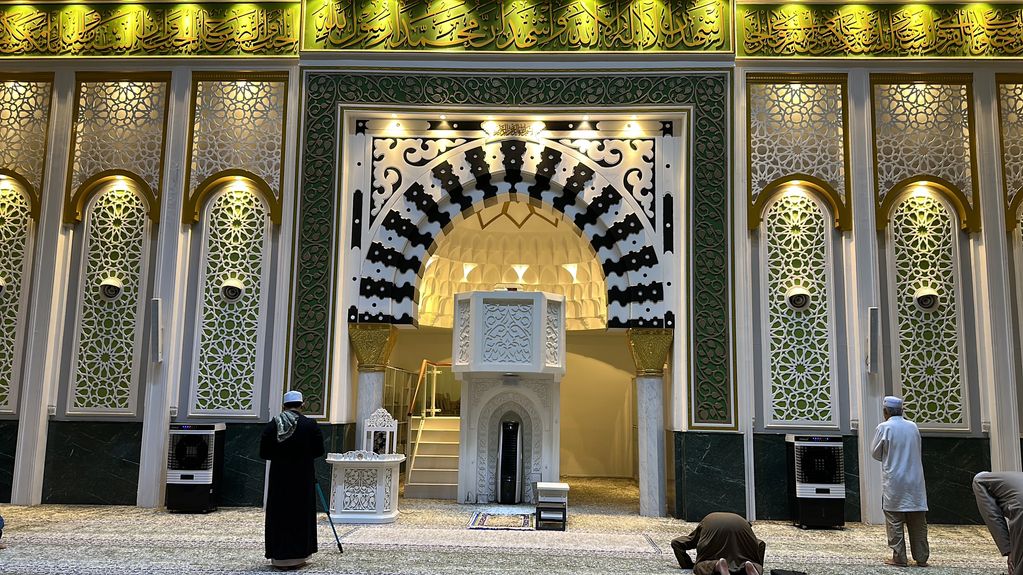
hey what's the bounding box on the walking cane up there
[315,482,344,553]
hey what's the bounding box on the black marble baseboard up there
[0,420,18,503]
[42,421,142,505]
[921,436,988,525]
[843,436,861,522]
[673,431,746,521]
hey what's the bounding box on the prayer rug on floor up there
[467,512,535,531]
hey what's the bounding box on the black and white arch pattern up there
[348,135,674,329]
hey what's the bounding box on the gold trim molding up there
[627,328,674,377]
[349,323,398,373]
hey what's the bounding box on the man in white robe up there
[871,395,929,567]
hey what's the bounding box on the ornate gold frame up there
[745,73,852,231]
[182,71,290,225]
[64,72,172,224]
[869,73,981,233]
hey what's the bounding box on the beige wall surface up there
[390,328,635,478]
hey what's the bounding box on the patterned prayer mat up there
[467,512,535,531]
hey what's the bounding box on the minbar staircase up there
[404,416,460,500]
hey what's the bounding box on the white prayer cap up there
[883,395,903,409]
[283,390,303,404]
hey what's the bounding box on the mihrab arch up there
[349,136,673,329]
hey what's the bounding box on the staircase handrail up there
[406,360,451,418]
[406,360,451,484]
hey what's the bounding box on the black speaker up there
[497,421,521,504]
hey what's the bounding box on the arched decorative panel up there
[887,192,967,429]
[67,186,151,415]
[761,191,837,427]
[189,185,271,416]
[0,79,52,206]
[0,183,34,413]
[998,79,1023,227]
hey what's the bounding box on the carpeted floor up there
[0,478,1008,574]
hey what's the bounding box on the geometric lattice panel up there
[68,187,150,414]
[999,83,1023,212]
[0,183,33,412]
[187,78,286,207]
[0,80,52,196]
[190,186,269,415]
[873,81,973,204]
[71,80,168,196]
[748,80,846,205]
[889,192,966,428]
[763,192,836,426]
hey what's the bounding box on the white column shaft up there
[636,375,666,517]
[355,371,385,451]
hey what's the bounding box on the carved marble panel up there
[481,302,533,364]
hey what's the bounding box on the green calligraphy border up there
[0,3,300,57]
[287,70,736,428]
[303,0,731,53]
[738,3,1023,58]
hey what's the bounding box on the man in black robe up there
[670,512,766,575]
[260,390,326,569]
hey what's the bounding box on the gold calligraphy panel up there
[304,0,729,51]
[0,3,300,57]
[739,3,1023,58]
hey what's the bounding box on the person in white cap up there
[871,395,929,567]
[260,390,326,570]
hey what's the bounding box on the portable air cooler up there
[786,435,845,528]
[166,423,226,513]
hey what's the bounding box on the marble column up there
[627,328,673,517]
[349,324,398,450]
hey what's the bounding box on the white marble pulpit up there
[451,291,565,504]
[326,408,406,523]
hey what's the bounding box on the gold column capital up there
[348,323,398,372]
[627,328,674,377]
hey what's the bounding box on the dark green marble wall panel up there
[753,433,789,520]
[0,420,17,503]
[673,431,746,521]
[220,422,350,508]
[42,421,142,505]
[921,436,988,525]
[844,436,861,522]
[315,424,350,497]
[220,423,267,507]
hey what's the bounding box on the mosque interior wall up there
[0,420,17,503]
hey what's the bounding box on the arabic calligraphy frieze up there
[0,3,300,57]
[739,3,1023,58]
[304,0,729,52]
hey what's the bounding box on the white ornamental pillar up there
[627,328,673,517]
[349,324,398,446]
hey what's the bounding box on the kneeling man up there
[670,512,766,574]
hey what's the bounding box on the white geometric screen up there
[0,80,52,194]
[748,81,846,204]
[873,81,973,205]
[887,191,968,429]
[761,191,837,427]
[67,185,151,415]
[189,185,271,416]
[1000,83,1023,210]
[0,181,34,413]
[71,81,167,196]
[189,79,286,199]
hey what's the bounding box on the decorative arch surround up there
[351,133,669,329]
[0,179,35,413]
[290,72,732,429]
[66,75,170,224]
[746,74,850,230]
[0,77,53,218]
[67,182,152,416]
[760,190,838,428]
[183,74,288,225]
[751,175,846,231]
[188,182,272,417]
[885,188,969,429]
[871,75,980,232]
